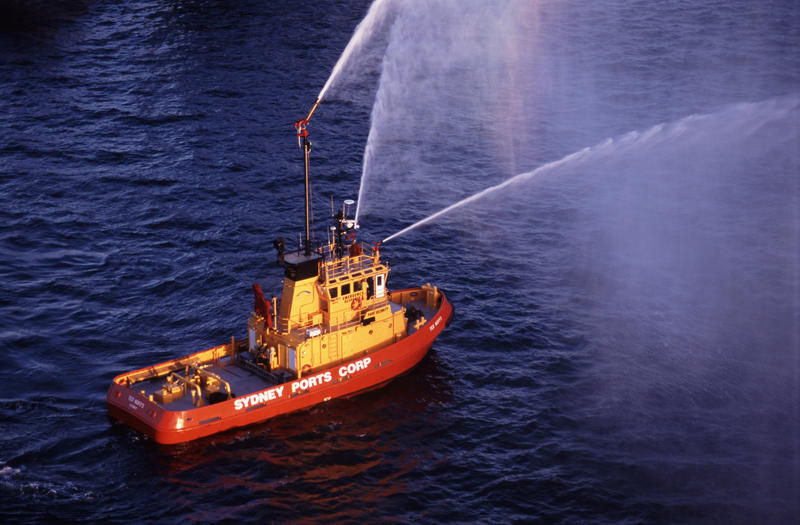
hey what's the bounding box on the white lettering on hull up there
[234,385,285,411]
[338,356,372,378]
[128,394,145,411]
[428,315,442,332]
[233,356,374,411]
[291,371,333,393]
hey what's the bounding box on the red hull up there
[107,292,452,444]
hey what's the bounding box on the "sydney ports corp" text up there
[233,356,372,411]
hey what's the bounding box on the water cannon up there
[293,97,321,148]
[304,97,321,124]
[293,117,309,149]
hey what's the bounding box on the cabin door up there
[375,274,386,299]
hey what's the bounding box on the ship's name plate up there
[233,356,373,411]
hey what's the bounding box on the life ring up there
[351,298,362,310]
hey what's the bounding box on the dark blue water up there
[1,1,798,523]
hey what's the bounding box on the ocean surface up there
[1,0,798,523]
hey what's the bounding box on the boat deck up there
[130,298,437,412]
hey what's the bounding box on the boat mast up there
[294,98,321,256]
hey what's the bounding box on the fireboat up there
[106,98,453,444]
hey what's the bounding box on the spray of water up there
[316,0,396,103]
[324,0,799,514]
[381,144,597,243]
[381,96,799,243]
[355,0,540,225]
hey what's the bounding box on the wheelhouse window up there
[341,283,351,296]
[354,281,363,292]
[329,287,339,299]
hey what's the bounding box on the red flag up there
[252,283,272,329]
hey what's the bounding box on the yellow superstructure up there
[244,105,422,381]
[247,219,409,379]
